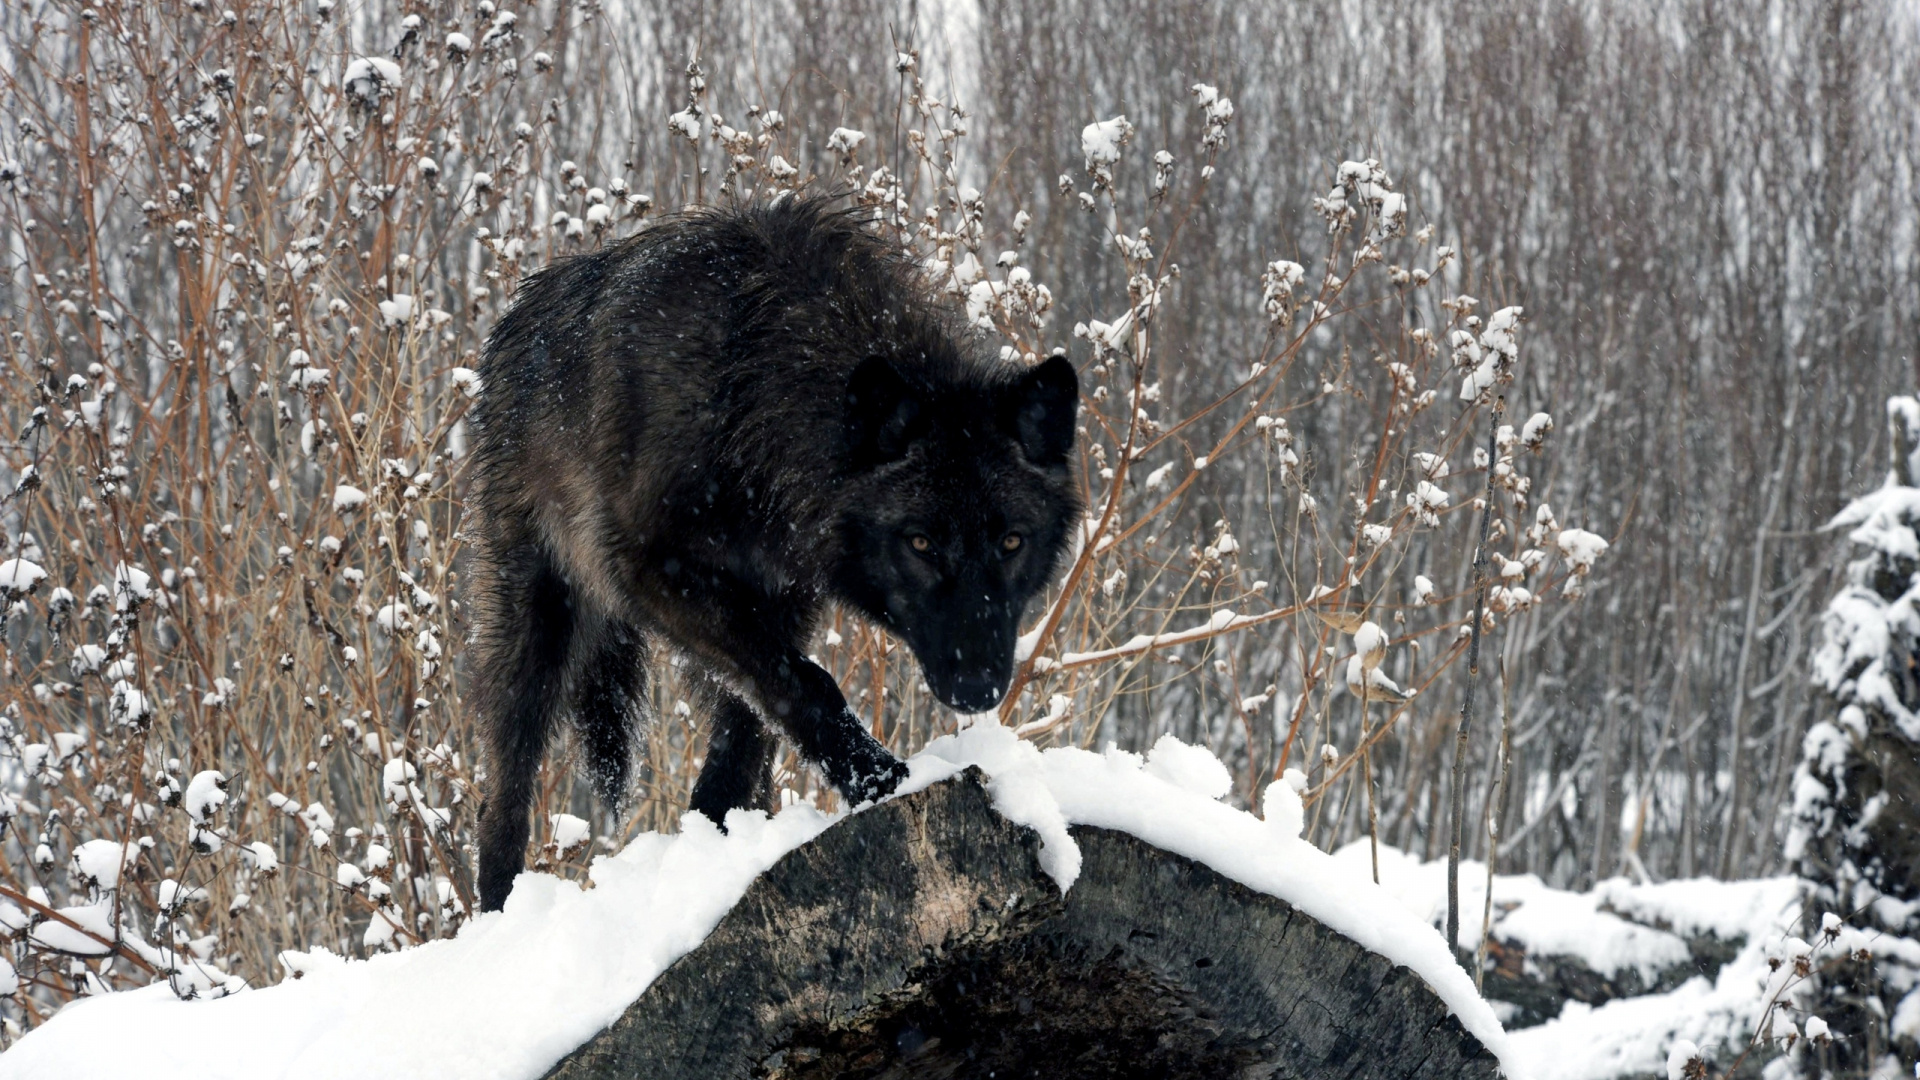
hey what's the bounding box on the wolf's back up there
[469,200,967,539]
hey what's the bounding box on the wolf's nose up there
[946,673,1006,713]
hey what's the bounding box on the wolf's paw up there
[836,754,910,806]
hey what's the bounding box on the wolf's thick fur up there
[468,198,1080,911]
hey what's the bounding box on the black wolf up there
[467,197,1080,911]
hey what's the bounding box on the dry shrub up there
[0,0,1601,1038]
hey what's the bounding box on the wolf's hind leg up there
[688,683,778,827]
[473,542,576,912]
[566,611,648,812]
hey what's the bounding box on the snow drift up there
[1330,842,1814,1079]
[0,723,1514,1079]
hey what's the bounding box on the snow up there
[1504,890,1689,983]
[69,643,106,674]
[480,10,517,49]
[1346,655,1406,699]
[381,759,418,808]
[1556,528,1610,574]
[203,677,238,708]
[550,814,591,854]
[1665,1040,1700,1080]
[1512,952,1791,1075]
[109,680,152,726]
[240,842,278,874]
[1260,259,1305,311]
[375,601,413,634]
[1889,396,1920,483]
[1827,482,1920,561]
[157,880,208,913]
[332,485,367,513]
[826,127,865,155]
[1591,876,1800,943]
[288,366,331,390]
[184,771,227,823]
[1042,607,1268,670]
[1893,988,1920,1040]
[1460,358,1497,400]
[1080,115,1134,177]
[1353,619,1388,664]
[1140,732,1232,799]
[0,558,47,595]
[28,902,116,957]
[1410,479,1450,511]
[378,294,414,329]
[342,57,401,105]
[1482,306,1523,357]
[1332,841,1809,1080]
[1809,479,1920,740]
[112,562,152,606]
[963,279,1000,328]
[1379,191,1406,227]
[350,57,401,87]
[70,839,133,891]
[1,726,1515,1080]
[1190,84,1235,149]
[1521,412,1554,448]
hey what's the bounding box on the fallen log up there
[545,768,1501,1079]
[1478,929,1732,1030]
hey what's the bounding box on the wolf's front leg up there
[639,567,908,807]
[756,646,909,805]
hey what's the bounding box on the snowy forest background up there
[0,0,1917,1074]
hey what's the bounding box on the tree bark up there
[544,769,1500,1080]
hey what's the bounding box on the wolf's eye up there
[1001,533,1023,553]
[909,535,932,553]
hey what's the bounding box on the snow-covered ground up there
[1329,843,1808,1079]
[0,723,1513,1080]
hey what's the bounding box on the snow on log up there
[0,725,1511,1080]
[546,767,1501,1080]
[1343,844,1818,1078]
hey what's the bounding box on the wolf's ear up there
[845,356,923,467]
[1004,354,1079,466]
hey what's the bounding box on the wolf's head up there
[833,352,1081,714]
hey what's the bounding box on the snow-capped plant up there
[1773,396,1920,1071]
[0,0,1615,1044]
